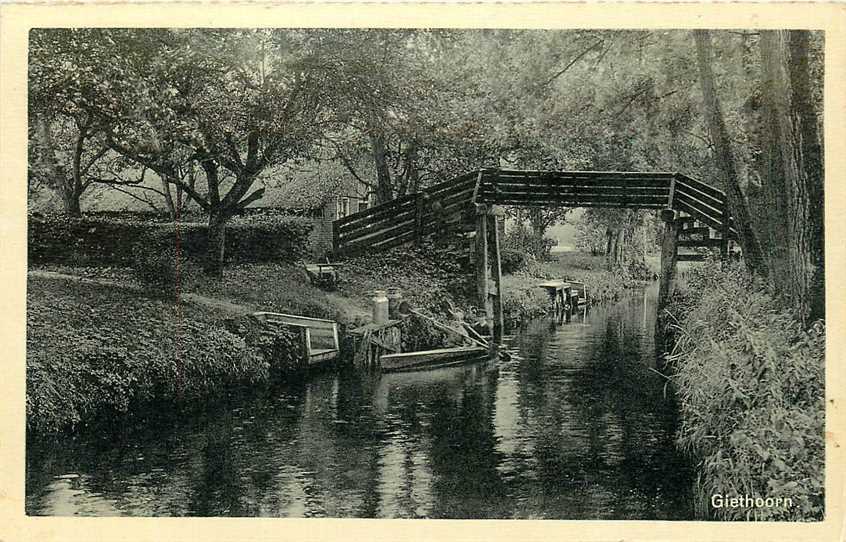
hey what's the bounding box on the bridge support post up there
[720,200,730,263]
[475,204,505,344]
[475,205,492,340]
[489,207,504,344]
[658,208,679,312]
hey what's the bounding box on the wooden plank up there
[334,196,412,227]
[675,177,726,210]
[472,170,485,204]
[490,200,666,209]
[677,253,708,262]
[489,214,503,344]
[676,173,726,201]
[678,238,723,248]
[424,176,477,199]
[340,230,414,256]
[667,177,676,209]
[340,219,416,253]
[254,311,338,331]
[486,176,672,191]
[658,210,679,311]
[337,200,415,232]
[494,168,677,179]
[337,213,416,244]
[475,208,490,337]
[483,193,668,206]
[484,183,669,196]
[673,191,725,226]
[422,172,477,196]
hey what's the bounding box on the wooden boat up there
[252,311,340,367]
[379,346,490,373]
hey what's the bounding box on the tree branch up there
[543,38,605,86]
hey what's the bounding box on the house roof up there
[251,168,368,210]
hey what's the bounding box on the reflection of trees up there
[425,370,513,518]
[505,291,693,519]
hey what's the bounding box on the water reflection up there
[27,283,693,519]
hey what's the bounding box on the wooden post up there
[720,200,730,262]
[332,220,341,257]
[658,209,679,311]
[414,192,426,245]
[475,204,490,336]
[489,209,504,343]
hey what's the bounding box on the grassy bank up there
[27,247,650,435]
[27,245,467,434]
[500,252,654,321]
[663,264,825,521]
[26,275,284,434]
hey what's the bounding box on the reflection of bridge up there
[333,168,737,341]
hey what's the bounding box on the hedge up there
[28,213,314,266]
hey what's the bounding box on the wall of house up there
[308,196,364,258]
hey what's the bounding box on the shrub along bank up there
[662,264,825,521]
[26,275,299,435]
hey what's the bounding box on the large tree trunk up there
[35,116,84,217]
[161,175,177,221]
[61,189,82,217]
[205,209,226,277]
[759,30,824,324]
[370,132,393,204]
[693,30,767,275]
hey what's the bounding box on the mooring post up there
[475,204,492,338]
[489,206,505,344]
[658,208,679,312]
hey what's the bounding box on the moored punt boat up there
[379,346,490,372]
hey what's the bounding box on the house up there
[247,173,372,257]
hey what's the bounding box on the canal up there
[26,282,694,518]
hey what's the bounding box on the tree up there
[28,29,115,216]
[83,29,329,276]
[758,30,825,323]
[692,29,767,275]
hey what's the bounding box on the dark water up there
[26,283,694,518]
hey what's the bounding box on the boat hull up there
[379,346,490,372]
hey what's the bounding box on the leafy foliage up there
[26,276,270,434]
[664,264,825,520]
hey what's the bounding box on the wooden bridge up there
[333,168,737,341]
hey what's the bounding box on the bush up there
[132,232,196,298]
[664,264,825,521]
[26,276,270,434]
[500,248,529,274]
[28,213,313,267]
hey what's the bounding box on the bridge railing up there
[332,168,737,256]
[332,171,478,256]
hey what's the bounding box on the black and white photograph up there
[2,3,841,538]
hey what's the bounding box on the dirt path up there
[28,269,256,316]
